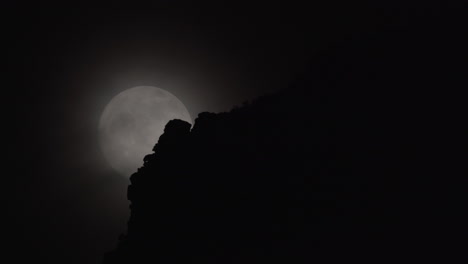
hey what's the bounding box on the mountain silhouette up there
[103,14,466,264]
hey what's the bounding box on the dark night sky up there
[3,1,465,263]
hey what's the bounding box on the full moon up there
[99,86,192,177]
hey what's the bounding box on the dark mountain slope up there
[104,11,466,263]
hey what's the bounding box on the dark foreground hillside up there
[103,12,466,264]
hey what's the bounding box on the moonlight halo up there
[99,86,192,177]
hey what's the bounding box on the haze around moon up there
[99,86,192,177]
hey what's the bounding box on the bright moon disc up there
[99,86,192,177]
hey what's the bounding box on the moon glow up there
[99,86,192,177]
